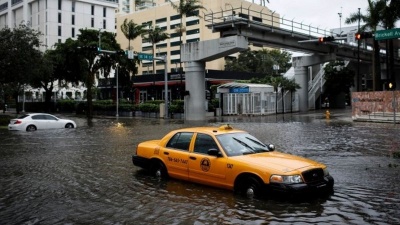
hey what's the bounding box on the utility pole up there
[357,8,361,91]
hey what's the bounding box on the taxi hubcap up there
[246,188,255,198]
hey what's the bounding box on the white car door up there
[45,115,62,129]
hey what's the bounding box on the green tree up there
[75,29,124,119]
[143,25,170,73]
[345,0,386,91]
[324,61,355,107]
[225,48,292,75]
[120,18,147,51]
[284,78,301,113]
[0,24,42,113]
[268,76,285,114]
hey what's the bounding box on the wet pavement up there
[0,109,399,224]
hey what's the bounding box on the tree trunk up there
[45,89,52,112]
[373,40,381,91]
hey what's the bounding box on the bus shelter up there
[217,83,276,115]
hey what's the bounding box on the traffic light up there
[386,81,396,90]
[355,32,373,40]
[318,36,335,43]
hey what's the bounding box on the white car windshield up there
[217,132,269,156]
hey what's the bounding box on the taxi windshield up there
[216,132,269,156]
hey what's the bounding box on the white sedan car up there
[8,113,77,131]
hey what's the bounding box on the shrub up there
[139,103,159,112]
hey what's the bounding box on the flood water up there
[1,111,400,225]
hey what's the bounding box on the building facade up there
[0,0,118,100]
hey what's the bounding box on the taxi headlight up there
[270,175,303,184]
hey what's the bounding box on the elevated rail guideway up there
[204,6,379,112]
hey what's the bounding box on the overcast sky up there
[260,0,370,30]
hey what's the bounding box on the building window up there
[186,29,199,35]
[58,0,61,10]
[72,28,75,38]
[103,7,106,17]
[91,5,94,16]
[170,15,181,21]
[58,13,61,23]
[186,20,199,26]
[171,50,180,55]
[91,18,94,27]
[170,33,180,38]
[71,15,75,25]
[58,26,61,36]
[170,41,181,47]
[103,20,106,29]
[142,46,152,52]
[187,10,199,17]
[170,24,180,30]
[156,43,167,48]
[142,21,152,28]
[171,59,180,64]
[187,38,200,43]
[72,2,75,12]
[156,18,167,24]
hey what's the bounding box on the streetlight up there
[338,9,342,36]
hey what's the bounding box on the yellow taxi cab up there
[132,125,334,198]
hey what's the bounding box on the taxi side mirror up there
[267,144,275,151]
[208,148,222,157]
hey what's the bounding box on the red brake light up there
[14,120,22,124]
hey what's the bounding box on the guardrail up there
[204,6,340,39]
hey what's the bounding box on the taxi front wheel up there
[240,177,262,199]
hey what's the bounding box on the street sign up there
[137,53,153,61]
[127,50,134,59]
[375,28,400,41]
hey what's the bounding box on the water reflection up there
[0,114,399,224]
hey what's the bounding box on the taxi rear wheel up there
[151,161,168,180]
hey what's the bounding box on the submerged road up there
[0,109,399,224]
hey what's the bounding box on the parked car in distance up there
[132,125,334,199]
[8,113,76,132]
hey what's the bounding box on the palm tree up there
[144,25,170,73]
[268,76,284,114]
[284,79,301,113]
[169,0,205,91]
[120,18,147,51]
[345,0,386,91]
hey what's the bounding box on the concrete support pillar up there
[185,61,206,121]
[294,66,308,112]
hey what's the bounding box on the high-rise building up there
[115,0,276,75]
[0,0,118,51]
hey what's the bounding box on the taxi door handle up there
[164,152,169,155]
[190,156,196,160]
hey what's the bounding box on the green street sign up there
[375,28,400,41]
[137,53,153,61]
